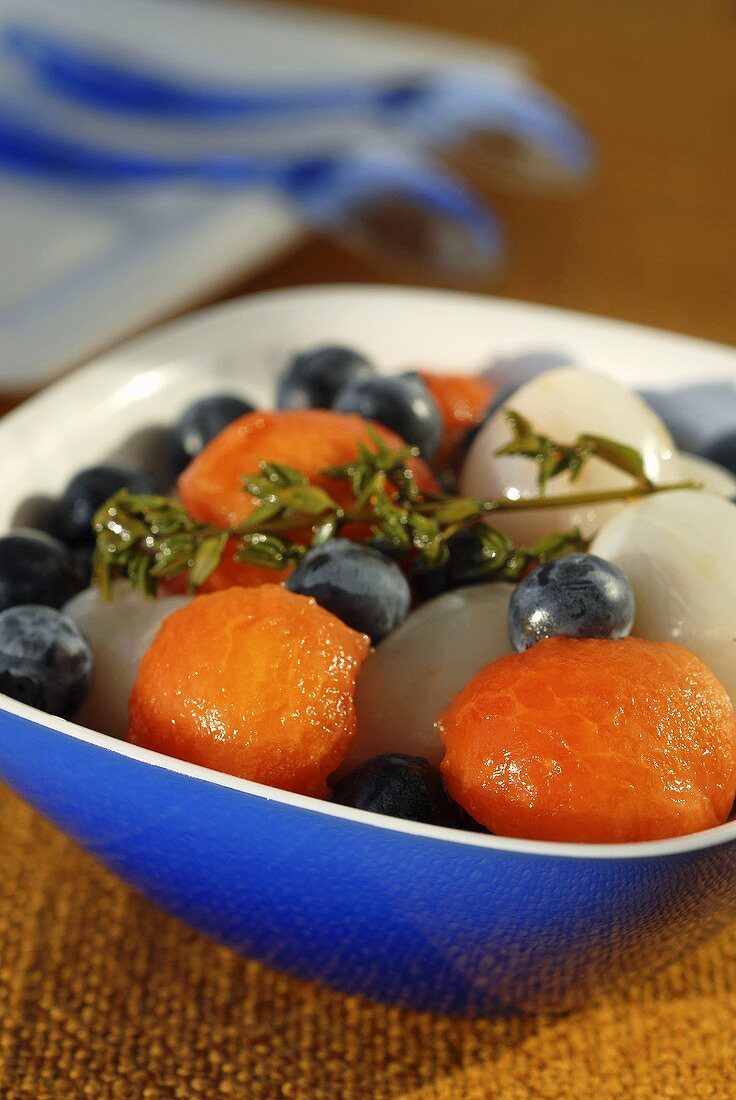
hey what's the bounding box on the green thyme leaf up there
[189,533,229,589]
[311,514,340,547]
[430,498,483,527]
[373,495,411,553]
[275,484,339,515]
[258,461,308,488]
[525,527,588,561]
[578,434,649,485]
[237,500,286,530]
[235,532,304,569]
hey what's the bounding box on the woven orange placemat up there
[1,784,734,1099]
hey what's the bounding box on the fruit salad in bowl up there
[1,285,736,1015]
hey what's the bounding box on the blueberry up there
[57,465,157,547]
[174,394,255,460]
[331,754,465,827]
[0,605,93,718]
[508,553,635,652]
[702,431,736,477]
[0,530,80,612]
[333,372,442,458]
[151,429,191,489]
[277,345,375,410]
[109,425,191,491]
[410,558,449,602]
[285,539,410,643]
[70,545,95,590]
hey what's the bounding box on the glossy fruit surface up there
[58,465,157,547]
[0,529,80,612]
[65,583,191,739]
[177,408,437,529]
[331,753,464,827]
[0,605,92,718]
[507,552,635,651]
[439,636,736,844]
[174,394,256,459]
[127,585,369,796]
[677,452,736,497]
[286,539,409,643]
[276,345,375,409]
[345,583,513,771]
[590,490,736,708]
[333,373,442,459]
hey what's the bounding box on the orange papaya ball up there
[127,585,369,796]
[439,636,736,844]
[178,408,438,529]
[419,371,494,466]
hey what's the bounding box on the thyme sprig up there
[92,412,696,598]
[497,410,654,493]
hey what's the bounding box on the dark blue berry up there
[702,431,736,477]
[111,425,191,491]
[331,754,465,827]
[333,372,442,458]
[174,394,255,460]
[0,530,80,612]
[71,546,94,590]
[161,431,191,484]
[10,494,60,537]
[285,539,410,643]
[508,553,635,652]
[410,558,449,601]
[277,345,375,410]
[0,605,93,718]
[57,465,157,547]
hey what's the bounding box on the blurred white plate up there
[0,0,526,391]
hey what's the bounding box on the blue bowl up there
[2,286,736,1015]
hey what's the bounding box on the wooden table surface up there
[237,0,736,347]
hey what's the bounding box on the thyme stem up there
[241,479,699,534]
